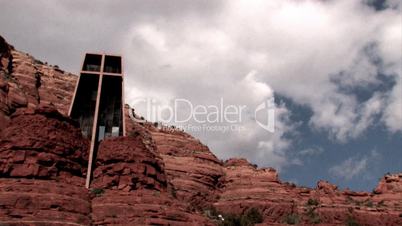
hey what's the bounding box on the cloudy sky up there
[1,0,401,191]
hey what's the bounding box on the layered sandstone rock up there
[92,136,166,192]
[92,189,214,226]
[0,106,91,225]
[0,105,213,225]
[374,173,402,195]
[91,136,214,225]
[0,106,89,183]
[0,35,76,131]
[150,129,224,210]
[0,179,91,226]
[213,158,402,226]
[125,106,225,210]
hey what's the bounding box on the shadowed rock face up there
[0,36,401,226]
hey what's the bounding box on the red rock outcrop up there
[92,136,166,192]
[0,35,76,131]
[212,158,402,226]
[0,179,91,226]
[91,136,214,225]
[0,106,89,183]
[92,189,214,226]
[150,129,224,210]
[0,105,214,225]
[125,106,225,210]
[374,173,402,195]
[0,106,91,225]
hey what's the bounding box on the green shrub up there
[307,210,321,224]
[284,213,299,225]
[241,208,263,226]
[306,207,321,224]
[219,214,241,226]
[309,214,321,224]
[128,131,140,137]
[91,188,104,197]
[354,200,363,206]
[170,187,177,198]
[307,198,319,206]
[218,208,263,226]
[33,59,44,65]
[345,216,360,226]
[378,200,386,206]
[365,200,374,207]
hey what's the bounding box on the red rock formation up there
[0,36,13,72]
[91,136,214,225]
[374,173,402,195]
[0,35,76,131]
[92,136,166,192]
[150,129,224,210]
[0,105,214,225]
[0,106,91,225]
[0,179,91,226]
[213,158,402,226]
[92,189,214,225]
[125,106,225,210]
[0,106,89,182]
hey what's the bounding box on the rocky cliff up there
[0,106,91,225]
[1,36,401,225]
[125,108,224,211]
[214,158,402,225]
[0,35,76,131]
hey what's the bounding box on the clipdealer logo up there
[254,97,275,133]
[128,97,275,133]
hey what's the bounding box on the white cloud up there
[135,24,168,52]
[106,0,402,167]
[243,70,273,99]
[299,147,324,156]
[383,78,402,132]
[253,102,297,170]
[329,150,380,180]
[121,1,400,159]
[0,0,400,171]
[330,157,368,180]
[378,14,402,132]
